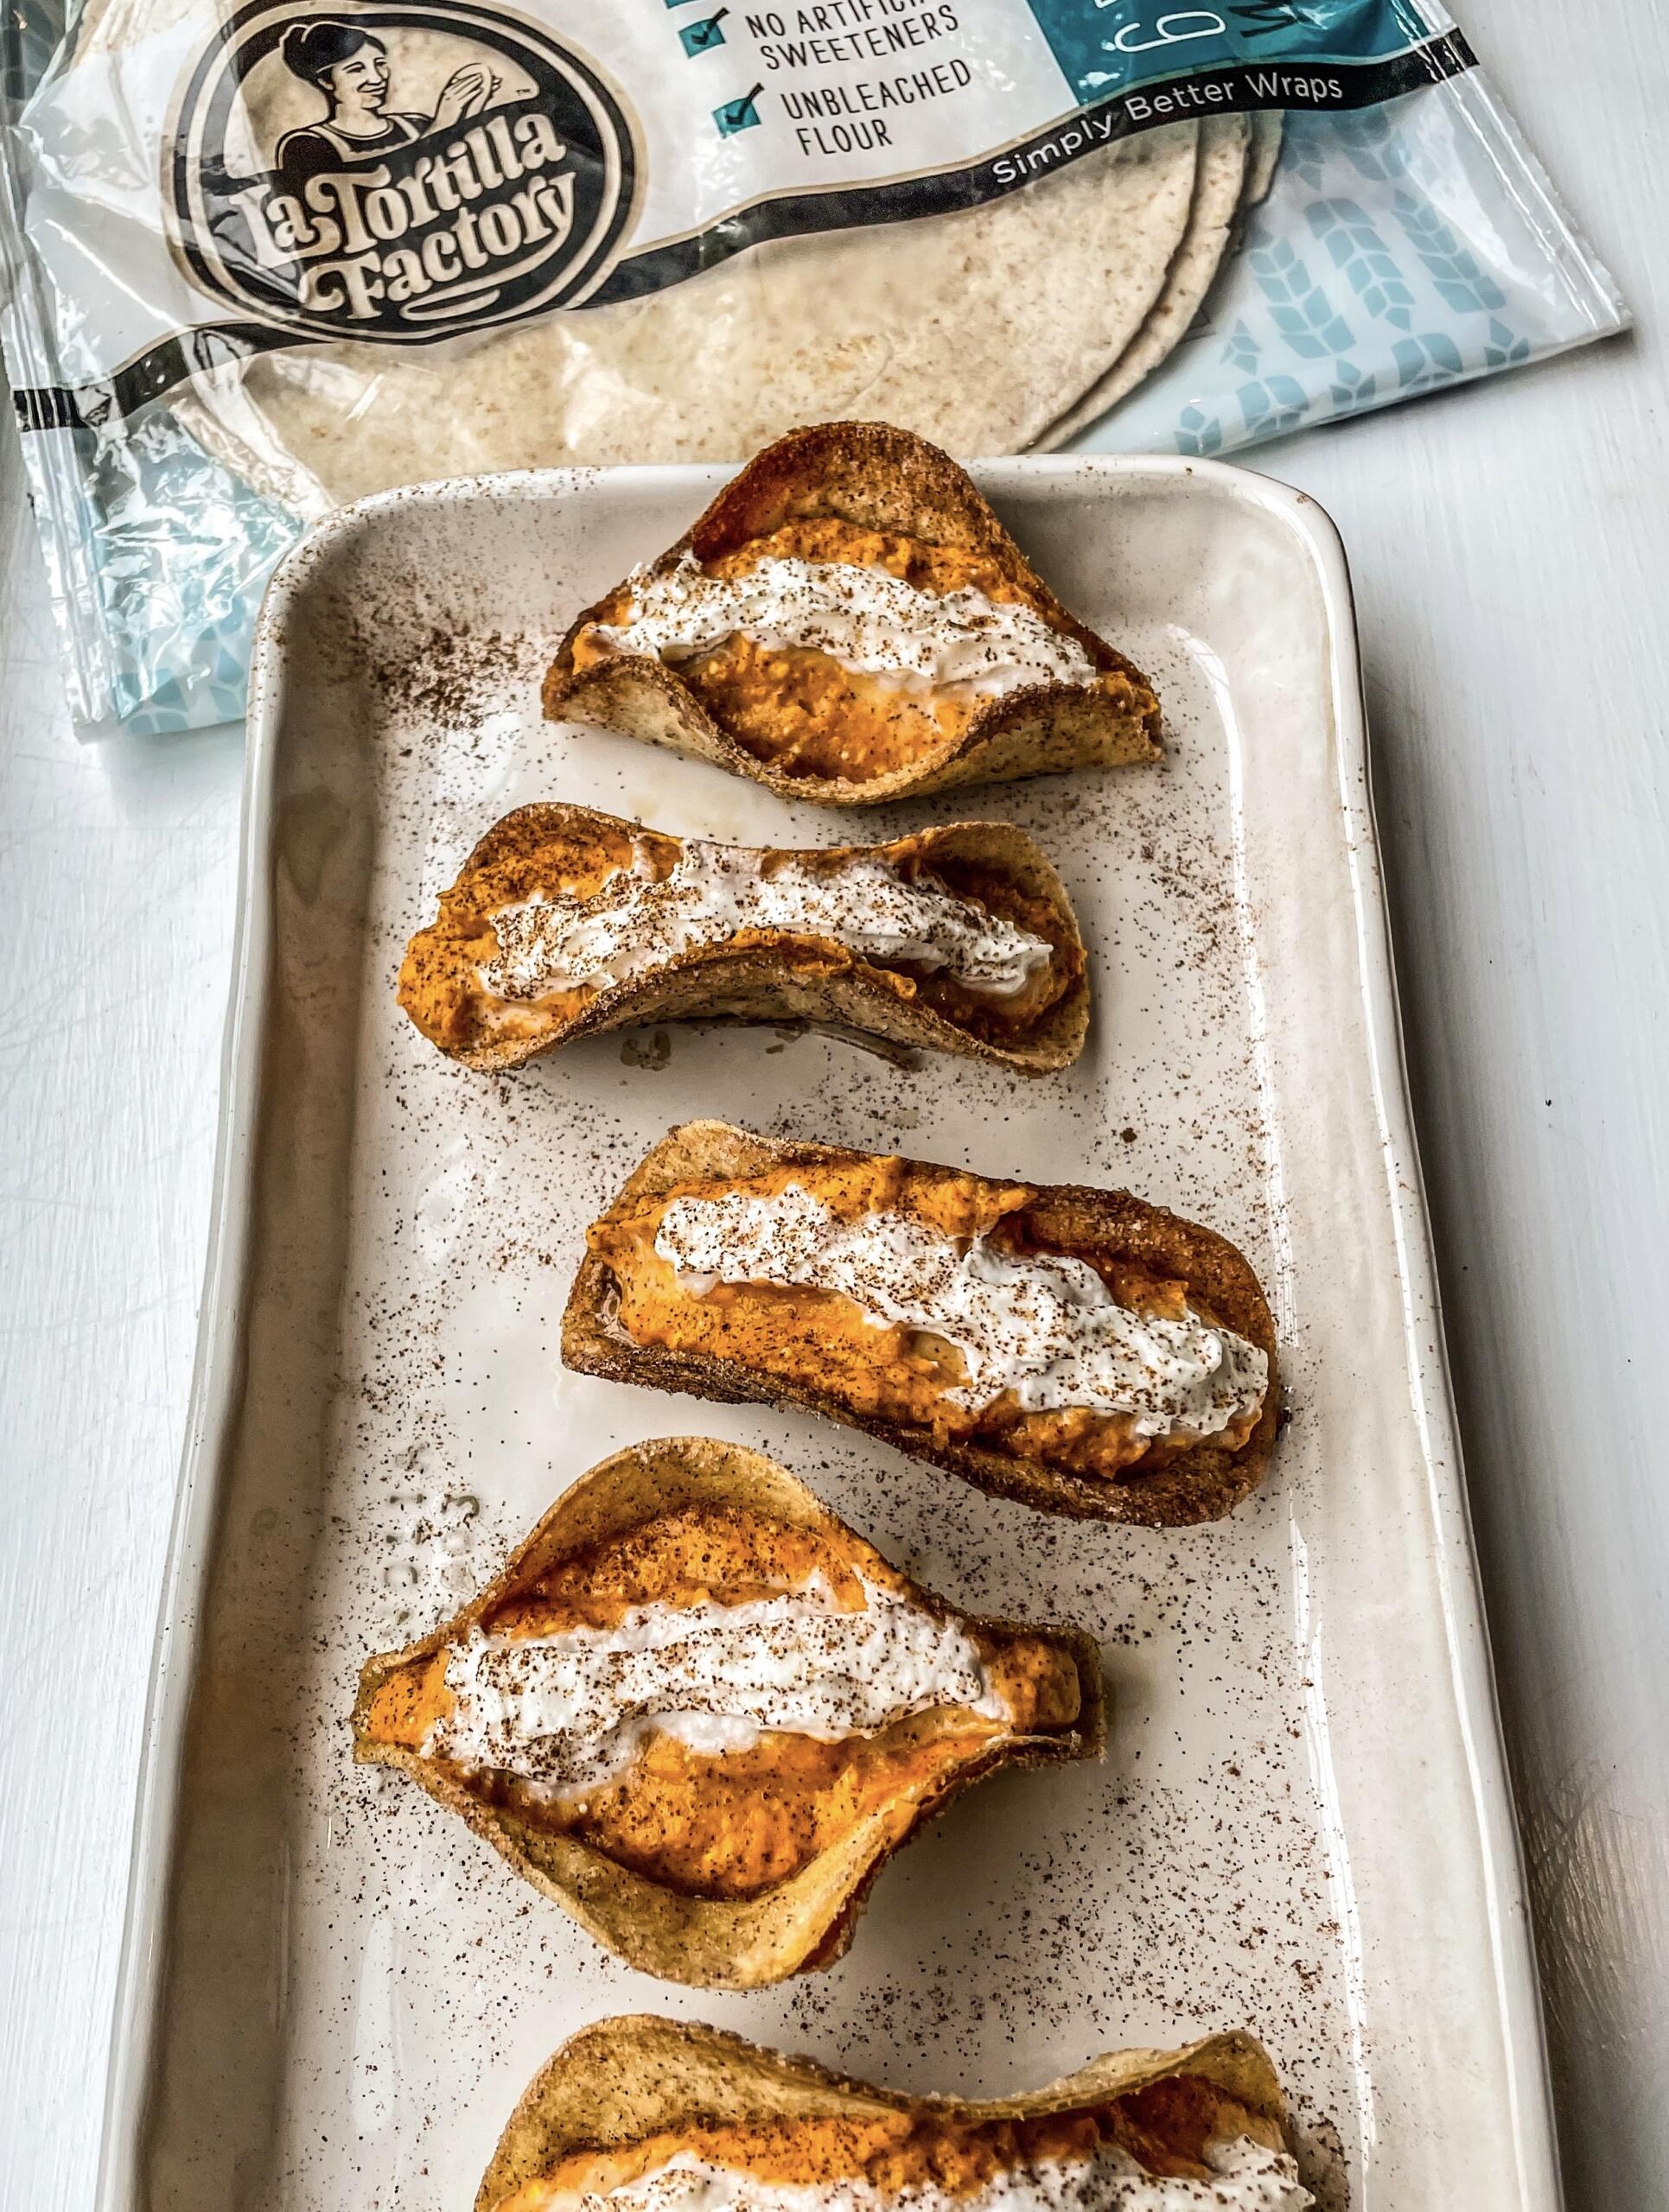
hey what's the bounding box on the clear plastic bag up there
[0,0,1626,735]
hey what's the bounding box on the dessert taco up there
[477,2016,1312,2212]
[565,1123,1278,1528]
[542,423,1162,805]
[354,1437,1103,1988]
[398,804,1089,1075]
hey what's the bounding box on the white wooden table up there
[1,6,1662,2205]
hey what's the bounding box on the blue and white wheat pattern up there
[1094,85,1603,462]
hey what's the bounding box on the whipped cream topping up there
[428,1573,1003,1797]
[595,551,1098,698]
[555,2139,1311,2212]
[481,838,1053,1002]
[654,1185,1267,1441]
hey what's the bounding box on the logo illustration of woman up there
[273,19,497,192]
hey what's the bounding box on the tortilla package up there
[0,0,1625,734]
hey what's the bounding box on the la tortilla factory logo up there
[169,1,635,341]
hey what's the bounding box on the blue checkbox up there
[713,83,762,135]
[680,9,728,53]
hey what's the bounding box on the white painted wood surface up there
[0,4,1660,2205]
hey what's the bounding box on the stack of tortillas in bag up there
[175,112,1282,518]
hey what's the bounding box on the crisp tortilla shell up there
[352,1436,1104,1989]
[563,1123,1280,1528]
[402,804,1090,1076]
[477,2016,1293,2212]
[542,422,1162,807]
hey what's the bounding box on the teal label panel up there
[1027,0,1441,105]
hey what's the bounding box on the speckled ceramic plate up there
[97,459,1560,2212]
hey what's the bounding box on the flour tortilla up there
[175,124,1200,509]
[1245,111,1285,208]
[1036,113,1249,451]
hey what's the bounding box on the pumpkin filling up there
[398,812,1077,1058]
[566,518,1124,784]
[490,2082,1309,2212]
[587,1162,1268,1483]
[362,1503,1082,1898]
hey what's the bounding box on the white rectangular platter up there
[98,456,1560,2212]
